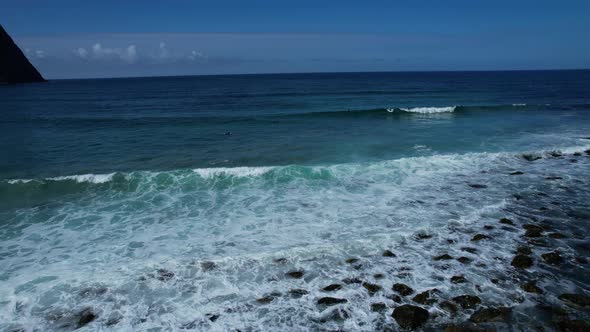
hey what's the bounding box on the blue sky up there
[2,0,589,78]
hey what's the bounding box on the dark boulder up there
[322,284,342,292]
[558,294,590,307]
[452,295,481,309]
[383,250,396,257]
[362,282,382,295]
[451,275,467,284]
[511,255,533,269]
[499,218,515,225]
[393,283,414,296]
[440,301,458,314]
[286,270,304,278]
[510,171,524,175]
[77,309,97,329]
[371,302,388,312]
[471,234,490,241]
[288,289,309,298]
[521,281,543,294]
[541,251,562,265]
[433,254,453,261]
[392,304,429,330]
[457,257,472,264]
[317,297,348,306]
[413,289,438,305]
[469,307,511,323]
[468,184,487,189]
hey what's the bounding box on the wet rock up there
[286,270,304,279]
[499,218,515,226]
[573,152,582,156]
[513,194,523,200]
[201,261,217,271]
[457,257,472,264]
[528,238,550,247]
[516,246,532,255]
[415,233,433,240]
[523,224,544,237]
[555,317,590,331]
[323,284,342,292]
[558,293,590,307]
[440,301,458,314]
[471,234,491,241]
[483,225,494,230]
[77,308,97,329]
[545,176,563,180]
[383,250,396,257]
[541,251,562,265]
[511,254,533,269]
[510,171,524,175]
[274,257,288,264]
[374,273,385,279]
[393,283,414,296]
[345,258,359,264]
[371,302,388,312]
[317,297,348,306]
[156,269,175,281]
[433,254,453,261]
[451,275,467,284]
[288,289,309,298]
[452,295,482,309]
[256,296,276,304]
[521,281,543,294]
[413,289,438,305]
[548,232,567,239]
[444,323,485,332]
[392,304,429,330]
[522,154,541,161]
[461,247,478,254]
[469,307,511,323]
[362,282,382,295]
[468,183,487,189]
[342,277,362,284]
[387,294,403,303]
[206,313,219,322]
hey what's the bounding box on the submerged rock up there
[522,154,541,161]
[499,218,515,226]
[383,250,396,257]
[363,282,382,295]
[541,251,562,265]
[451,275,467,284]
[524,224,544,237]
[156,269,175,281]
[510,171,524,175]
[471,234,490,241]
[516,246,532,255]
[558,293,590,307]
[521,281,543,294]
[201,261,217,271]
[317,297,348,306]
[469,307,511,323]
[468,183,488,189]
[554,317,590,331]
[392,304,429,330]
[393,283,414,296]
[461,247,478,254]
[413,289,438,305]
[323,284,342,292]
[342,277,362,284]
[457,257,472,264]
[77,308,97,329]
[511,255,533,269]
[345,258,359,264]
[286,270,304,279]
[452,295,481,309]
[433,254,453,261]
[440,301,458,315]
[288,289,309,298]
[545,176,563,180]
[371,302,388,312]
[548,232,567,239]
[256,296,275,304]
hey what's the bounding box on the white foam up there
[49,173,116,184]
[512,103,526,106]
[6,179,34,184]
[398,106,456,113]
[192,166,274,178]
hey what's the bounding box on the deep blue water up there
[1,70,589,178]
[1,71,590,331]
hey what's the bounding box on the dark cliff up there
[0,25,46,84]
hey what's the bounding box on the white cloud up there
[74,43,138,63]
[76,47,88,58]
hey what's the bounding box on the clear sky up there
[2,0,589,79]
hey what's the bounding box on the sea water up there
[1,71,589,331]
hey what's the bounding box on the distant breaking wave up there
[389,106,456,113]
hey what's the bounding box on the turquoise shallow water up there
[0,71,590,331]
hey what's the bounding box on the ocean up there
[1,70,589,331]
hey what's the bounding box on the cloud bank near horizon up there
[15,32,590,79]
